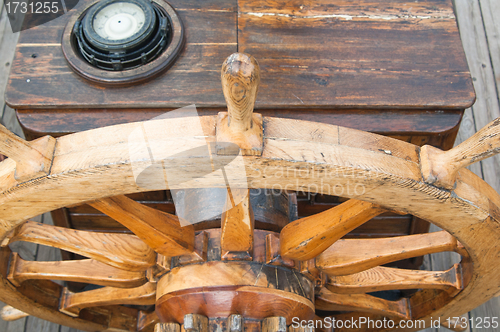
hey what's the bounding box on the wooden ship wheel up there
[0,52,500,332]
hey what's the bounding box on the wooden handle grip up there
[221,53,260,132]
[421,117,500,189]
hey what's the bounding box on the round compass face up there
[82,0,156,50]
[72,0,178,72]
[64,0,184,82]
[92,2,147,41]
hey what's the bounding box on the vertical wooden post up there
[216,53,263,156]
[221,188,255,260]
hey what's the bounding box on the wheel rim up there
[0,114,498,331]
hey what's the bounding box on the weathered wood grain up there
[16,108,464,143]
[479,0,500,103]
[238,0,473,109]
[316,231,463,276]
[262,317,286,332]
[0,1,20,121]
[454,0,500,194]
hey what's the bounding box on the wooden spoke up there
[7,252,147,288]
[280,199,385,261]
[5,220,155,271]
[90,195,195,257]
[316,231,462,276]
[326,264,463,294]
[221,189,254,260]
[59,282,156,317]
[315,287,410,320]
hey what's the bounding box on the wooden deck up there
[0,0,500,331]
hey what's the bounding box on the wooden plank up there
[1,106,24,138]
[0,303,10,332]
[479,0,500,102]
[0,0,20,121]
[5,0,474,111]
[454,0,500,193]
[455,0,500,328]
[238,0,474,109]
[454,108,483,177]
[6,316,28,332]
[24,214,62,332]
[16,108,464,140]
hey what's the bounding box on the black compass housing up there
[73,0,172,71]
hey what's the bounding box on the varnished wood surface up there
[5,0,473,111]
